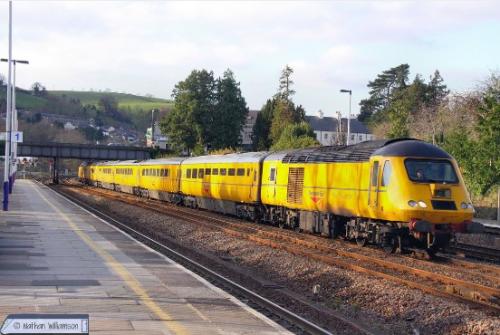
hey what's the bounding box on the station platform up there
[0,180,290,334]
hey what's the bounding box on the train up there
[78,138,482,256]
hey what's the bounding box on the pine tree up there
[252,98,276,150]
[212,69,248,150]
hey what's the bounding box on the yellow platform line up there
[31,183,190,335]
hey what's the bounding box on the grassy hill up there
[50,90,172,111]
[1,87,173,132]
[0,87,47,110]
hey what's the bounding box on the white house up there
[306,111,374,146]
[63,122,77,130]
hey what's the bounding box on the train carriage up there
[92,161,115,189]
[137,158,185,202]
[180,152,269,218]
[112,160,140,194]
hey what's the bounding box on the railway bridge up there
[7,141,154,183]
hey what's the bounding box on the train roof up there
[182,151,270,164]
[138,157,185,165]
[279,139,451,163]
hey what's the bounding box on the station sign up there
[1,314,89,334]
[0,132,23,143]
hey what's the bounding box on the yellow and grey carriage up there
[180,152,268,218]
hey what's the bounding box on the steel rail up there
[64,184,500,312]
[48,185,336,335]
[448,243,500,263]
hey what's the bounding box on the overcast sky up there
[0,1,499,117]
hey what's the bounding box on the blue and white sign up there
[1,314,89,334]
[0,132,23,143]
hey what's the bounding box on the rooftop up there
[306,115,371,134]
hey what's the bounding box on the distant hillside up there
[50,90,172,111]
[1,87,173,132]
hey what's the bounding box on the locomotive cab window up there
[405,159,458,184]
[381,161,392,187]
[269,168,276,181]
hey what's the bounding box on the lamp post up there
[1,58,29,193]
[3,1,13,211]
[340,89,352,145]
[151,109,156,148]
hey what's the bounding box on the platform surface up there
[0,180,290,334]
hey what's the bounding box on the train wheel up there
[356,237,367,247]
[425,248,437,259]
[381,234,398,254]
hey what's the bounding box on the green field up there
[0,87,47,110]
[50,90,173,111]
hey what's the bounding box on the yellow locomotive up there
[79,139,481,255]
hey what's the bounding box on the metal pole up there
[3,1,12,210]
[9,61,16,193]
[347,91,351,145]
[151,109,155,147]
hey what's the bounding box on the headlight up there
[418,201,427,208]
[461,202,474,210]
[408,200,417,207]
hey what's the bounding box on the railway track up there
[448,243,500,263]
[61,182,500,312]
[46,183,349,335]
[61,183,500,313]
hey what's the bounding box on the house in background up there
[240,110,258,150]
[146,123,168,150]
[306,111,374,146]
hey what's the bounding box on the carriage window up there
[371,161,379,187]
[237,168,245,176]
[228,168,235,176]
[269,168,276,181]
[186,169,191,178]
[198,168,204,178]
[212,168,219,175]
[192,169,198,178]
[220,168,227,176]
[141,169,144,176]
[247,169,250,176]
[205,168,211,175]
[381,161,392,187]
[165,169,169,177]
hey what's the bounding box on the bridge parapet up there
[17,142,152,161]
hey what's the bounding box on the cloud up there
[0,0,498,115]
